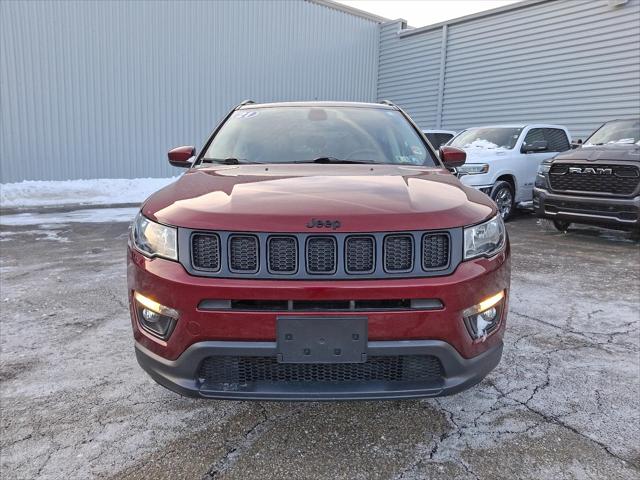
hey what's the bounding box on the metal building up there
[0,0,382,182]
[378,0,640,140]
[1,0,639,183]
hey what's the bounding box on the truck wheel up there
[552,220,571,233]
[491,181,514,220]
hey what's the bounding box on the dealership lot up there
[0,210,638,480]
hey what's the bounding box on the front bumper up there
[128,242,510,400]
[135,339,503,400]
[533,187,640,228]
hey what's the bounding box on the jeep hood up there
[143,164,495,232]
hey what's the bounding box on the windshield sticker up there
[233,111,258,119]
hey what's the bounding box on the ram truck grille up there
[549,163,640,196]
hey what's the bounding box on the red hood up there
[143,164,495,232]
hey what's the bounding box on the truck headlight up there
[457,163,489,175]
[132,212,178,261]
[537,162,552,175]
[464,215,505,260]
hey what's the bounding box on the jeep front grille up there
[183,230,458,279]
[549,163,640,196]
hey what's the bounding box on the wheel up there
[490,181,515,220]
[552,220,571,233]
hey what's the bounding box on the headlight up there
[132,212,177,260]
[457,163,489,175]
[464,215,505,260]
[537,162,552,175]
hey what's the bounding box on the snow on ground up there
[0,207,139,226]
[0,177,177,208]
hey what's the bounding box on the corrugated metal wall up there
[378,0,640,140]
[0,0,379,182]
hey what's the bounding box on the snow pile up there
[0,207,139,226]
[0,177,177,208]
[463,139,502,149]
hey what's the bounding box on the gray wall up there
[0,0,379,182]
[378,0,640,140]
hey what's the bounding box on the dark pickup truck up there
[534,119,639,234]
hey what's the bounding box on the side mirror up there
[571,139,583,149]
[522,140,548,153]
[439,146,466,168]
[168,146,196,168]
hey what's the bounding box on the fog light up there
[134,292,179,339]
[463,291,504,341]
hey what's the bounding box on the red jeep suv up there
[128,101,510,400]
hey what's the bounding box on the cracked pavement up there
[1,212,638,479]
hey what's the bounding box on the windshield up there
[449,127,523,150]
[201,106,436,166]
[584,119,640,146]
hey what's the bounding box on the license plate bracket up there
[276,316,367,364]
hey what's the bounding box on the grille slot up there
[345,236,375,274]
[198,355,443,385]
[384,235,413,272]
[549,164,640,196]
[229,235,259,273]
[268,236,297,274]
[191,233,220,271]
[306,237,337,274]
[422,233,449,270]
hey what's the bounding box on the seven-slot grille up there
[549,163,640,196]
[188,231,453,278]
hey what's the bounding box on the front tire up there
[490,181,514,220]
[552,220,571,233]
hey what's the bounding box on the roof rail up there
[238,99,255,107]
[379,100,396,107]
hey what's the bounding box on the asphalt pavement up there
[0,210,638,480]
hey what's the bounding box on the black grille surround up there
[179,229,462,280]
[548,163,640,196]
[198,355,443,386]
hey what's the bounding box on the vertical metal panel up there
[0,0,379,182]
[378,0,640,140]
[377,21,443,128]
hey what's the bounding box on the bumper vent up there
[549,164,640,196]
[345,236,375,274]
[422,233,449,269]
[384,235,413,272]
[198,355,443,385]
[229,235,258,273]
[306,237,337,274]
[191,233,220,271]
[268,236,297,274]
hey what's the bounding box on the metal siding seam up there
[435,25,448,129]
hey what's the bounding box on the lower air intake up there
[198,355,443,384]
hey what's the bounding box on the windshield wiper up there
[200,158,265,165]
[294,157,378,164]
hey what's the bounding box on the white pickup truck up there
[447,124,572,219]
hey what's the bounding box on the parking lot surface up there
[1,210,638,480]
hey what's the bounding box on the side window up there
[523,128,545,146]
[543,128,570,152]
